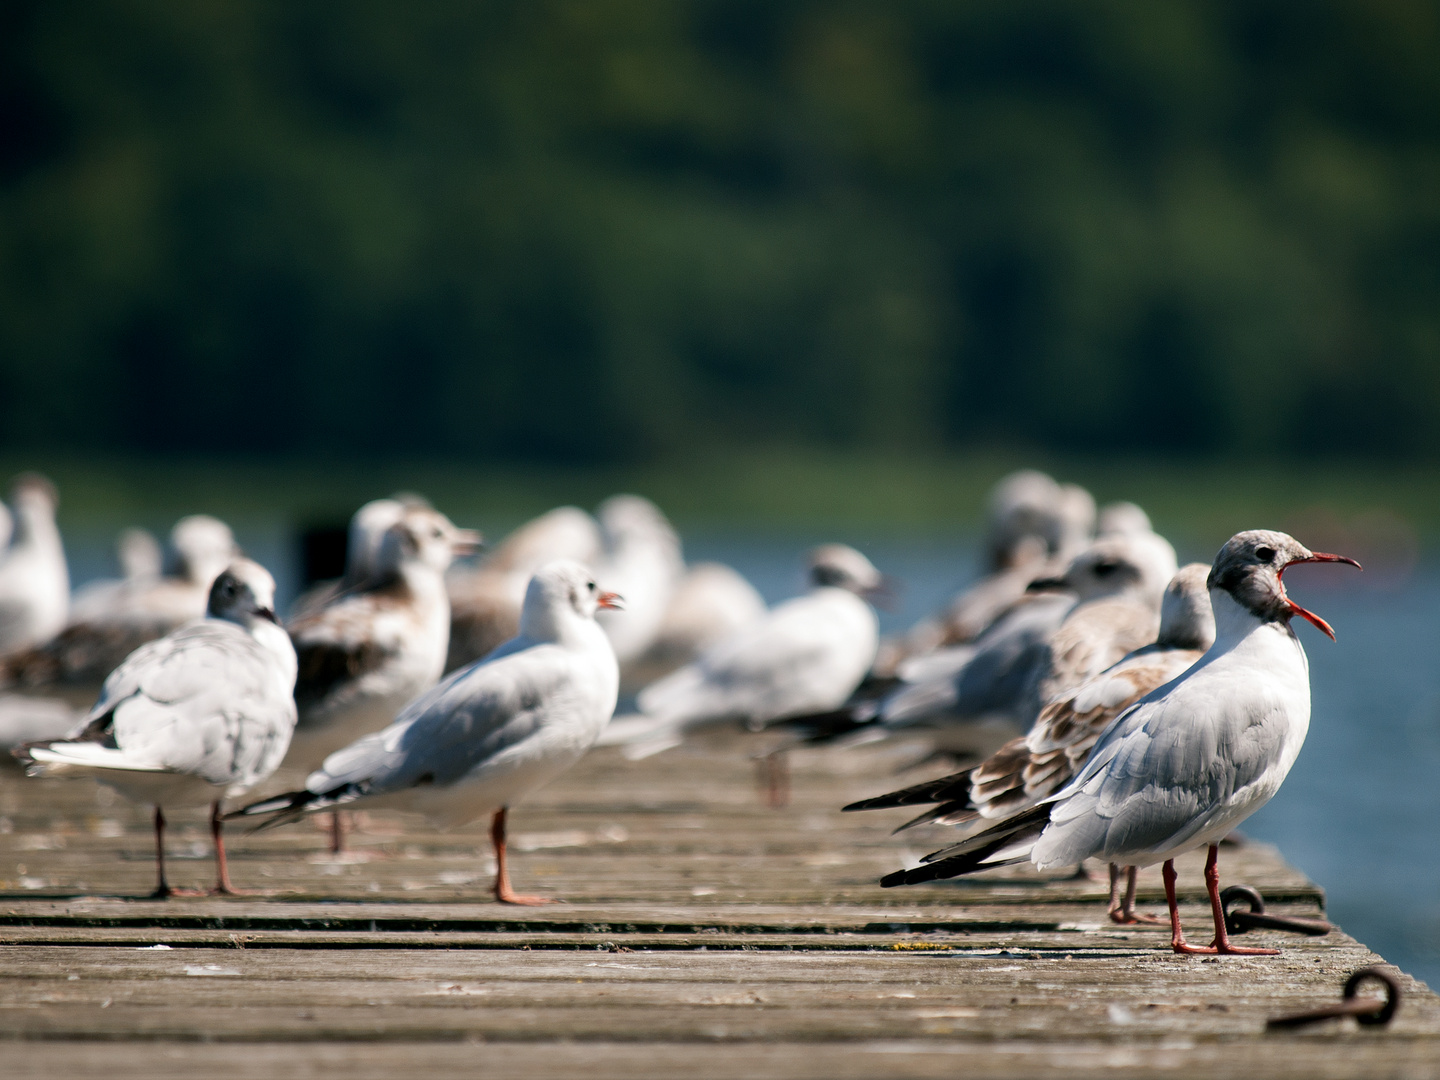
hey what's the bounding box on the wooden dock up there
[2,733,1437,1079]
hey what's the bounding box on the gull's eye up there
[1093,561,1118,577]
[588,581,596,592]
[1255,546,1276,564]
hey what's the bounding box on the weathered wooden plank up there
[0,734,1435,1076]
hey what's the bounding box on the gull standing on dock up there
[285,504,479,851]
[15,560,297,897]
[599,544,884,762]
[232,560,621,905]
[877,531,1358,956]
[804,531,1177,758]
[0,474,69,656]
[845,562,1215,923]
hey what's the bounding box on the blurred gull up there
[1,515,239,705]
[0,474,69,656]
[788,531,1178,761]
[285,505,479,849]
[877,472,1097,675]
[601,545,884,763]
[16,560,297,897]
[1098,501,1154,538]
[592,495,685,677]
[624,561,768,687]
[233,560,621,905]
[446,506,602,671]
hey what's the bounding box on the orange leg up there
[1164,845,1279,956]
[1109,864,1164,925]
[491,806,554,906]
[209,801,256,896]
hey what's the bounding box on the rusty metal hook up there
[1221,885,1333,936]
[1266,967,1401,1031]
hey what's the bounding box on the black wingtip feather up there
[842,767,975,813]
[877,803,1053,887]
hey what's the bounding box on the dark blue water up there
[63,525,1440,988]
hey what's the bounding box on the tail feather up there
[842,766,974,813]
[16,740,166,775]
[894,800,980,833]
[880,803,1052,887]
[225,783,364,830]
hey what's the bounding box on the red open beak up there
[1278,552,1362,640]
[597,591,625,611]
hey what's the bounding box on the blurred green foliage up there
[1,1,1437,461]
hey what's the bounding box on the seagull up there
[231,560,621,905]
[0,474,69,656]
[0,515,239,705]
[873,531,1178,743]
[591,495,685,677]
[624,561,768,687]
[599,545,884,763]
[446,505,602,671]
[876,472,1095,676]
[15,560,297,897]
[844,562,1216,923]
[68,528,164,622]
[877,530,1359,956]
[284,505,479,850]
[290,495,448,619]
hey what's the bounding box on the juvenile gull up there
[233,561,621,905]
[845,563,1215,923]
[877,531,1359,956]
[286,505,480,770]
[16,560,297,897]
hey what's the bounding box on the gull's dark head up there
[1208,529,1360,640]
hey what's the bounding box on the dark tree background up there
[0,1,1436,462]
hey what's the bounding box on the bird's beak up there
[864,575,901,611]
[1025,575,1067,593]
[1277,552,1362,641]
[597,591,625,611]
[452,529,485,556]
[256,607,279,624]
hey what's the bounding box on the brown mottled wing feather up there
[1,619,174,692]
[1019,652,1202,803]
[288,585,407,712]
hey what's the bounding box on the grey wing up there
[92,623,296,788]
[313,647,568,795]
[1032,683,1288,868]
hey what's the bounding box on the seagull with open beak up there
[874,530,1360,957]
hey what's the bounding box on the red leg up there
[329,811,345,855]
[209,801,255,896]
[1164,858,1212,954]
[1202,844,1278,956]
[491,806,554,906]
[1110,864,1165,925]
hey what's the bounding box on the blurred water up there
[60,525,1440,989]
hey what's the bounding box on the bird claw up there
[495,893,559,906]
[1109,909,1166,926]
